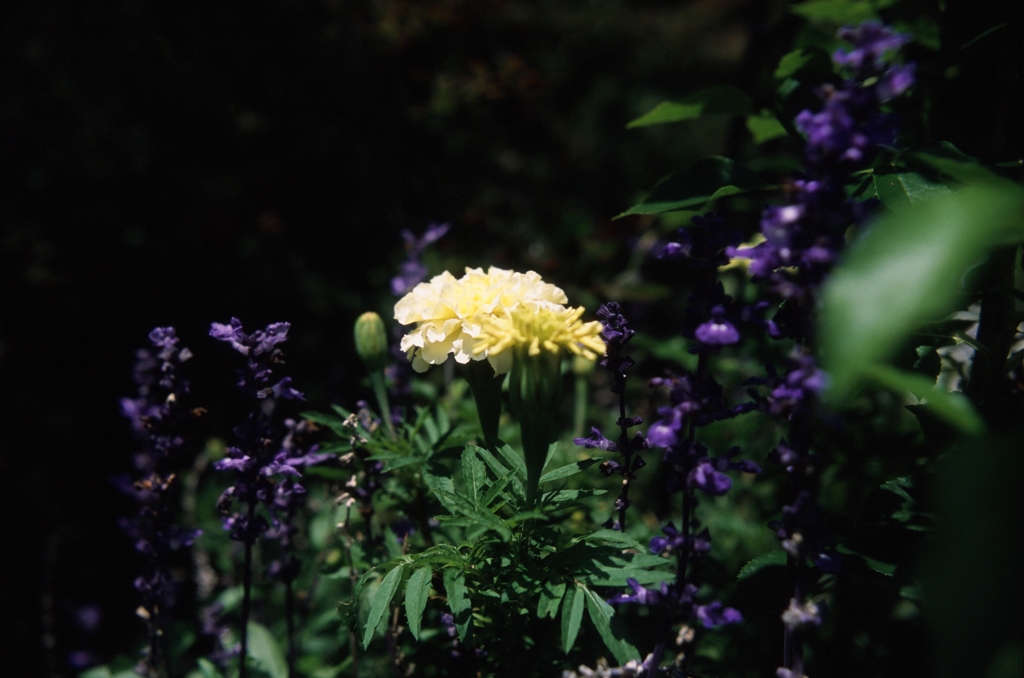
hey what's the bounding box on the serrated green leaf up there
[495,443,527,478]
[865,364,984,434]
[821,181,1024,398]
[423,460,459,514]
[746,110,788,144]
[561,583,585,653]
[539,457,603,483]
[362,565,405,649]
[872,167,952,207]
[247,621,288,678]
[544,488,607,506]
[444,568,472,642]
[538,580,567,619]
[481,472,513,507]
[738,550,788,580]
[618,157,769,217]
[582,586,640,665]
[477,446,525,501]
[461,446,488,508]
[405,566,433,640]
[627,86,753,128]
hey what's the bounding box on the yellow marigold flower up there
[394,266,571,374]
[472,305,606,366]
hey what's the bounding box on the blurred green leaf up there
[836,544,897,577]
[790,0,880,24]
[737,550,787,580]
[197,658,225,678]
[618,157,769,217]
[820,181,1024,397]
[362,565,405,649]
[866,364,984,434]
[582,585,640,665]
[561,583,585,653]
[404,566,433,641]
[872,167,952,208]
[747,110,789,144]
[626,86,753,128]
[247,622,288,678]
[775,47,834,80]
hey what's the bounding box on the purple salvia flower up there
[391,222,450,296]
[695,601,743,628]
[119,327,200,676]
[694,306,740,346]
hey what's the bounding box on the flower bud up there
[354,312,389,373]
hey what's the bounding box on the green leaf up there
[444,568,472,642]
[404,566,433,640]
[539,457,603,483]
[746,110,788,144]
[461,446,488,507]
[362,565,405,649]
[872,167,952,208]
[560,583,585,653]
[820,181,1024,398]
[789,0,879,24]
[423,460,459,514]
[582,586,640,665]
[626,86,753,128]
[476,446,525,501]
[195,659,223,678]
[494,442,527,478]
[916,148,1010,186]
[538,580,567,619]
[247,621,288,678]
[865,365,984,434]
[196,658,225,678]
[738,550,788,580]
[837,544,897,577]
[774,47,834,80]
[579,529,647,552]
[618,157,769,217]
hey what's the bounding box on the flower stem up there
[239,503,256,678]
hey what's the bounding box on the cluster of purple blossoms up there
[118,327,202,675]
[574,302,648,530]
[265,418,333,583]
[209,319,308,544]
[729,21,915,312]
[390,221,450,296]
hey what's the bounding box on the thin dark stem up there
[342,506,360,678]
[286,581,296,678]
[615,372,633,530]
[239,503,256,678]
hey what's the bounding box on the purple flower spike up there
[696,601,743,628]
[573,427,619,452]
[689,461,733,496]
[695,306,740,346]
[210,318,249,355]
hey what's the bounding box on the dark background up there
[1,0,1019,675]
